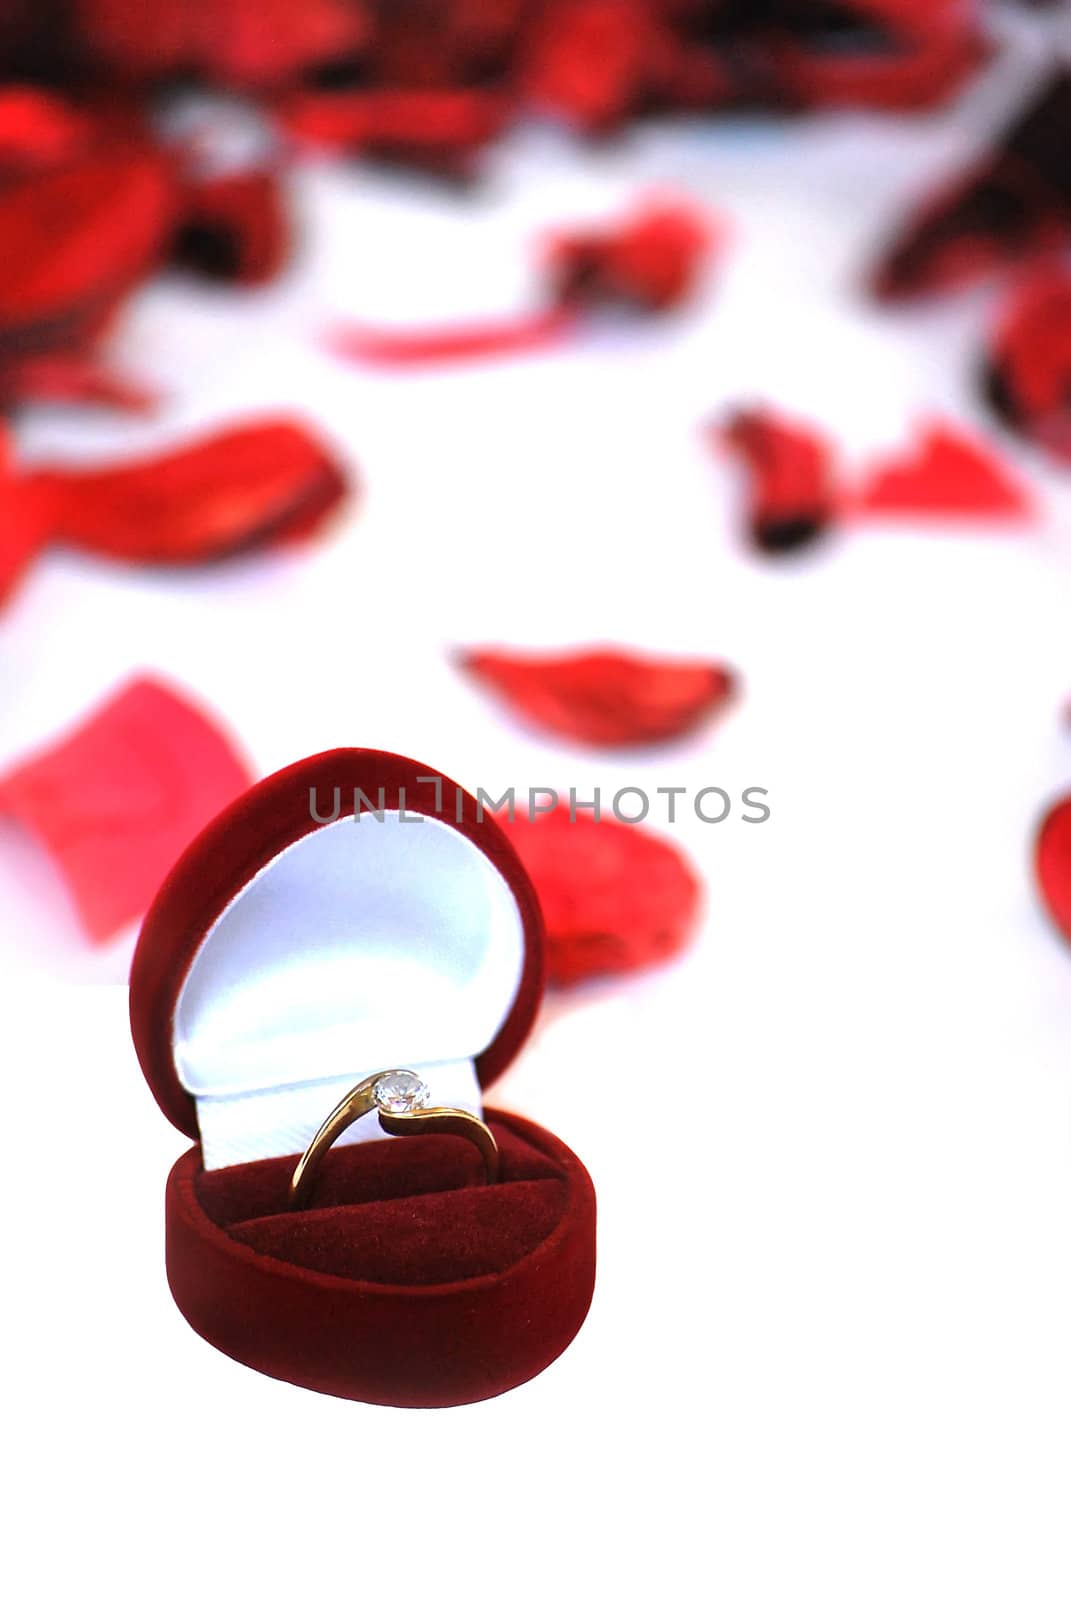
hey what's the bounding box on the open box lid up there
[130,750,545,1164]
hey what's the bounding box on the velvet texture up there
[130,749,547,1136]
[166,1110,596,1407]
[131,751,595,1406]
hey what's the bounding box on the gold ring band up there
[288,1069,499,1210]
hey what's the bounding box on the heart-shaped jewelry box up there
[130,749,597,1407]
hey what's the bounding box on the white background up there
[3,19,1071,1599]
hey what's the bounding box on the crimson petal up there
[520,0,669,133]
[279,89,508,174]
[0,677,253,941]
[852,421,1035,520]
[983,263,1071,467]
[34,417,350,564]
[3,349,157,413]
[460,646,737,748]
[767,11,987,113]
[171,169,289,285]
[498,808,702,987]
[0,429,50,603]
[81,0,368,89]
[719,407,839,554]
[0,139,176,359]
[1036,796,1071,947]
[0,87,89,175]
[327,309,575,367]
[869,71,1071,302]
[547,198,719,313]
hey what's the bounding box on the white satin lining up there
[173,811,525,1170]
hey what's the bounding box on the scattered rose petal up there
[171,168,289,284]
[0,677,253,941]
[0,87,89,175]
[460,646,737,747]
[852,421,1036,520]
[983,262,1071,466]
[546,198,719,313]
[870,70,1071,302]
[767,12,987,113]
[1035,795,1071,947]
[84,0,368,89]
[359,1,523,90]
[326,308,575,366]
[2,350,158,413]
[0,137,177,359]
[34,417,350,564]
[520,0,673,132]
[0,427,51,603]
[719,407,839,554]
[498,807,701,986]
[279,88,509,175]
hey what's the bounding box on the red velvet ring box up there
[130,749,596,1407]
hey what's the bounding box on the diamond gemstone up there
[372,1070,431,1114]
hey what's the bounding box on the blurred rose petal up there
[546,197,720,313]
[869,70,1071,302]
[768,6,987,113]
[0,427,51,603]
[499,807,702,986]
[719,407,839,554]
[0,87,90,174]
[983,262,1071,466]
[520,0,672,132]
[279,88,508,175]
[171,168,289,284]
[1035,795,1071,947]
[0,677,253,941]
[0,137,176,359]
[80,0,368,89]
[461,646,737,747]
[327,308,575,366]
[3,350,158,413]
[852,421,1036,520]
[34,417,350,564]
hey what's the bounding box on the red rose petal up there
[719,407,839,554]
[361,1,524,89]
[768,17,986,113]
[520,0,665,132]
[869,156,1070,304]
[82,0,368,89]
[547,197,719,313]
[869,72,1071,302]
[171,169,289,285]
[0,138,177,357]
[326,308,575,367]
[984,263,1071,467]
[460,646,737,747]
[0,87,89,175]
[279,88,508,171]
[0,677,253,941]
[1035,795,1071,946]
[519,0,732,127]
[499,808,701,987]
[3,349,158,413]
[0,435,51,604]
[34,417,350,564]
[852,421,1035,520]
